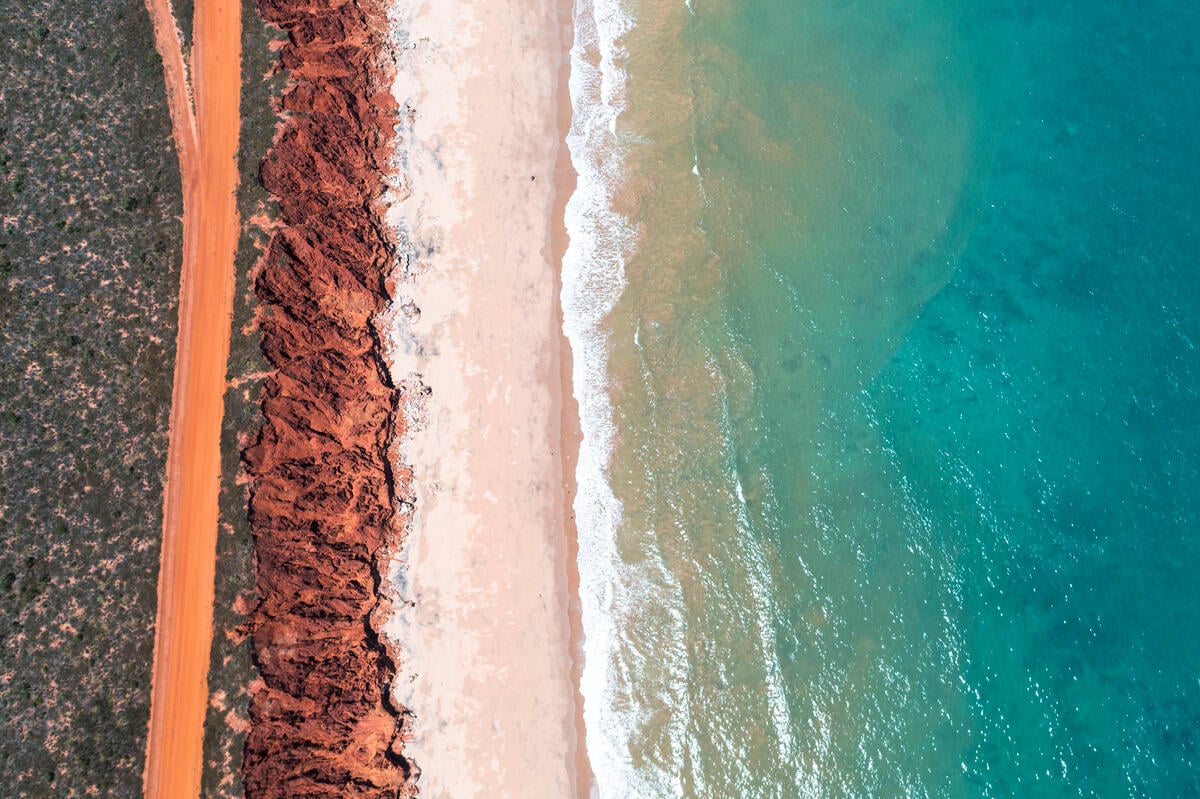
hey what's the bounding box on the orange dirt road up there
[141,0,241,796]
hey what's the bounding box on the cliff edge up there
[240,0,416,795]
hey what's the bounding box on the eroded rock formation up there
[240,0,416,795]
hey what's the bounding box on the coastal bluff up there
[240,0,417,794]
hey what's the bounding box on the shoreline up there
[550,0,594,789]
[382,0,586,792]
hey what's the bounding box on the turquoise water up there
[564,0,1200,796]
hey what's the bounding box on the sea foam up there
[561,0,642,792]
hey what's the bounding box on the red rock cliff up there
[240,0,416,795]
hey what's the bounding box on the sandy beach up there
[382,0,581,795]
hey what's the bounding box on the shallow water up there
[564,0,1200,795]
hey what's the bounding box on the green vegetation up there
[0,1,182,795]
[199,2,286,797]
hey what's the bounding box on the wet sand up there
[141,0,241,795]
[382,0,582,795]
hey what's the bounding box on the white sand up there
[382,0,579,795]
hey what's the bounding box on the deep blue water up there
[566,0,1200,795]
[865,4,1200,794]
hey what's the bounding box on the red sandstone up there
[240,0,417,795]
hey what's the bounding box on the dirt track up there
[140,0,241,796]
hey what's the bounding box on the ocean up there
[563,0,1200,796]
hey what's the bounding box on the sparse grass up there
[1,0,297,792]
[198,1,285,796]
[0,0,181,795]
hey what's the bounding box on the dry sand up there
[383,0,582,795]
[141,0,241,795]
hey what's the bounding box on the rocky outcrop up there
[240,0,416,795]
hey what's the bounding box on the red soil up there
[141,0,241,795]
[239,0,417,795]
